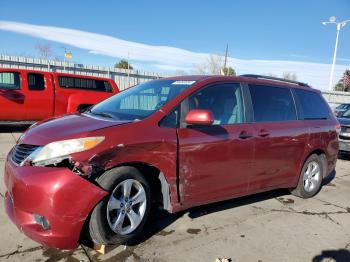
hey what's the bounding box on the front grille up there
[341,126,350,133]
[11,144,39,165]
[339,135,350,141]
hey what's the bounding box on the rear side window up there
[249,85,297,122]
[0,72,20,90]
[294,89,330,119]
[28,73,45,90]
[58,76,112,92]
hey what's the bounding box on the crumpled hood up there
[19,113,131,146]
[337,117,350,126]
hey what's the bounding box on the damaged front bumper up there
[4,158,108,249]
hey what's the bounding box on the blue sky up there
[0,0,350,89]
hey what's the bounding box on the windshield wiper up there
[90,111,116,119]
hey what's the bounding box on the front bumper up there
[4,158,107,249]
[338,138,350,152]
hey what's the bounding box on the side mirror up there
[185,109,214,126]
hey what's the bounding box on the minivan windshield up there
[88,79,196,121]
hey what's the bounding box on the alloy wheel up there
[106,179,147,235]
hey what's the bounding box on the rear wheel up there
[88,166,151,245]
[290,154,323,198]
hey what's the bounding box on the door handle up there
[238,131,253,139]
[258,129,270,137]
[6,93,23,101]
[5,93,21,100]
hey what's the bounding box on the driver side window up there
[188,83,244,125]
[0,72,21,90]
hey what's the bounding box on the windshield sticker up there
[172,81,196,85]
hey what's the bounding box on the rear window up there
[249,85,297,122]
[294,89,330,120]
[0,72,20,90]
[58,76,112,92]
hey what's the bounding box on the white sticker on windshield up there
[172,81,196,85]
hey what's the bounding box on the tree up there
[334,69,350,92]
[267,73,278,77]
[222,67,236,76]
[194,54,236,75]
[282,72,298,81]
[35,43,54,59]
[115,59,133,70]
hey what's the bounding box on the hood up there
[337,117,350,126]
[19,113,131,146]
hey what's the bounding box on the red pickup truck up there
[0,68,119,122]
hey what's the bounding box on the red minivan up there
[0,68,119,122]
[4,75,339,249]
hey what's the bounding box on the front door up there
[0,71,26,121]
[177,82,255,207]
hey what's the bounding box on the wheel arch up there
[301,149,327,178]
[109,162,172,212]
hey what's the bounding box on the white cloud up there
[0,20,348,90]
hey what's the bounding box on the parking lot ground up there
[0,130,349,262]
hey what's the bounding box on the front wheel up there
[87,166,151,245]
[290,154,323,198]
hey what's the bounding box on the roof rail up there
[240,74,310,88]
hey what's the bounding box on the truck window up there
[294,89,330,120]
[0,72,20,90]
[58,76,112,92]
[249,85,297,122]
[28,73,45,90]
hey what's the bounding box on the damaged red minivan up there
[4,75,339,249]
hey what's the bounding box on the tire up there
[87,166,151,245]
[290,154,324,198]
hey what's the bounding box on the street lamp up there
[61,46,72,71]
[322,16,350,91]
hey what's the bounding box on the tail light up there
[335,124,341,135]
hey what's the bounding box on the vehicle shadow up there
[312,249,350,262]
[127,188,288,246]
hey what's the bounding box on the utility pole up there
[223,44,228,75]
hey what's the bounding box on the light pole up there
[61,46,72,72]
[322,16,350,91]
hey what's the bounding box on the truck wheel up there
[290,154,323,198]
[88,166,151,245]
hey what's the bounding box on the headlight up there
[31,136,105,166]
